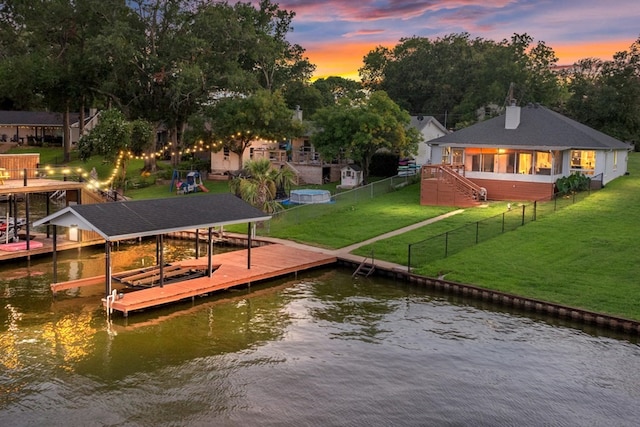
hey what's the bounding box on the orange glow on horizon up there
[307,38,637,81]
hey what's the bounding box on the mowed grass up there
[262,184,455,249]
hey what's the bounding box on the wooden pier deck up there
[50,243,336,316]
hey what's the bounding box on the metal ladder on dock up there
[353,251,376,278]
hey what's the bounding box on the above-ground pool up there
[289,189,332,204]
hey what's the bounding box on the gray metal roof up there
[430,104,630,150]
[33,193,272,241]
[0,110,80,126]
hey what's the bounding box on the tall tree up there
[238,0,315,91]
[360,33,562,128]
[562,37,640,143]
[311,91,421,182]
[203,89,303,170]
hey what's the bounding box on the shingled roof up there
[34,193,271,241]
[430,104,629,151]
[0,110,80,126]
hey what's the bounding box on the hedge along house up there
[422,102,631,204]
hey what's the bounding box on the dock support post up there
[247,222,252,270]
[207,227,213,277]
[52,226,58,283]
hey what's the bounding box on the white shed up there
[339,164,363,189]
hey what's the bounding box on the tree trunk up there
[170,125,179,167]
[79,96,85,139]
[63,102,71,163]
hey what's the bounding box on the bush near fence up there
[408,189,596,272]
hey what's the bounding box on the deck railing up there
[422,164,487,202]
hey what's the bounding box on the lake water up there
[1,241,640,426]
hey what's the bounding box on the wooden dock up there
[52,243,337,316]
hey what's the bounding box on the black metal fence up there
[407,189,596,272]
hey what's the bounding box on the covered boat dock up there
[34,193,337,316]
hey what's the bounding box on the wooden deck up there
[51,243,336,316]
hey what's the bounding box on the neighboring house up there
[422,102,630,205]
[209,108,350,185]
[0,110,99,146]
[410,115,449,166]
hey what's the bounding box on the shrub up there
[555,172,590,195]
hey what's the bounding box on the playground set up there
[170,170,209,195]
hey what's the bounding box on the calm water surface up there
[1,241,640,426]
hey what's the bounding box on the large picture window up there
[571,150,595,175]
[463,148,562,175]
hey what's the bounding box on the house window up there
[495,150,516,173]
[471,153,494,172]
[441,147,450,164]
[613,151,618,171]
[223,147,230,160]
[452,149,463,165]
[553,151,563,175]
[518,152,532,174]
[534,152,552,175]
[570,150,595,175]
[249,147,254,159]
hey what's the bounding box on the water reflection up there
[1,244,640,426]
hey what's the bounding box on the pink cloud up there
[275,0,517,23]
[343,29,387,38]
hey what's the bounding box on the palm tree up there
[229,158,296,214]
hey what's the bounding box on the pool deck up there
[52,243,337,316]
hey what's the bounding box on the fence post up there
[476,221,479,244]
[521,205,525,226]
[502,213,505,233]
[445,232,449,257]
[407,244,412,273]
[533,201,537,221]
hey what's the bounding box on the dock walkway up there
[96,243,336,316]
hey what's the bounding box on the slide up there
[198,184,209,192]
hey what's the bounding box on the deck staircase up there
[421,164,487,207]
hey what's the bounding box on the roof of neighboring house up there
[0,110,80,127]
[410,115,449,136]
[33,193,271,241]
[430,104,630,151]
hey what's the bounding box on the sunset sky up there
[269,0,640,80]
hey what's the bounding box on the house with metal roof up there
[0,110,99,146]
[421,103,631,204]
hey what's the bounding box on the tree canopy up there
[311,91,421,181]
[194,89,304,170]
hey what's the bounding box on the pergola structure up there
[34,193,271,296]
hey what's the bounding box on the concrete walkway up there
[250,209,465,272]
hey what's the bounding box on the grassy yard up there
[261,183,456,249]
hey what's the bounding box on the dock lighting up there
[62,168,70,175]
